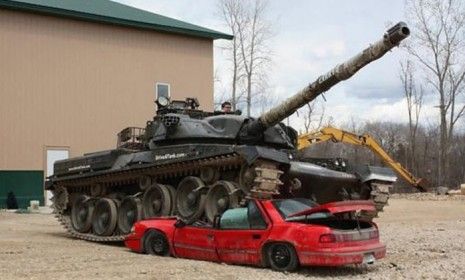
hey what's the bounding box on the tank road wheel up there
[143,184,174,218]
[165,184,177,214]
[239,164,256,192]
[205,181,241,223]
[175,177,207,221]
[200,167,220,184]
[266,243,299,272]
[90,184,106,197]
[139,176,152,191]
[117,197,143,234]
[143,230,170,256]
[71,195,94,233]
[92,198,118,236]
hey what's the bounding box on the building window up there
[156,83,170,99]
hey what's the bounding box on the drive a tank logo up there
[68,165,91,171]
[155,153,187,161]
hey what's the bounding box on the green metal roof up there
[0,0,232,40]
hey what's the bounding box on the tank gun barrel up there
[256,22,410,130]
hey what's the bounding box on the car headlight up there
[130,225,136,234]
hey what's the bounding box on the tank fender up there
[289,161,359,181]
[111,151,153,170]
[234,146,290,165]
[352,165,397,184]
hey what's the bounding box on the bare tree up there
[235,0,273,117]
[299,99,327,133]
[218,0,273,115]
[399,60,424,172]
[256,90,277,115]
[218,0,245,110]
[405,0,465,187]
[302,103,315,133]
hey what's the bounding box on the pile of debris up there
[435,184,465,196]
[446,184,465,195]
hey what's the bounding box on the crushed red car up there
[125,198,386,271]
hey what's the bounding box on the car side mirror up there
[174,219,186,228]
[213,214,221,229]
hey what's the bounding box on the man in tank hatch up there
[221,101,232,113]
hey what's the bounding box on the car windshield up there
[272,198,332,220]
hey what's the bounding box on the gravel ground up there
[391,192,465,201]
[1,194,464,280]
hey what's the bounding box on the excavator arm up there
[298,127,427,191]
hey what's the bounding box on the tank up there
[45,22,410,242]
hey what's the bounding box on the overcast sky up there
[115,0,442,132]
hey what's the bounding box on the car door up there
[173,225,218,262]
[214,200,271,265]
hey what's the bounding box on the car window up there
[248,201,267,229]
[219,201,267,230]
[220,208,250,229]
[272,198,319,219]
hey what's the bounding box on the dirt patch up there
[1,197,464,279]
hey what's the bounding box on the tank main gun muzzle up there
[385,21,410,45]
[248,22,410,133]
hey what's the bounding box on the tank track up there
[360,182,391,220]
[52,153,244,242]
[54,212,126,242]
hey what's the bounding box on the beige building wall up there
[0,9,214,171]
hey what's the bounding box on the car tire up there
[143,230,170,256]
[266,243,299,272]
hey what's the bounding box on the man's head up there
[221,101,232,113]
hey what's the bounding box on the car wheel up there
[143,230,169,256]
[266,243,298,271]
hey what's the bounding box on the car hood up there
[288,200,375,217]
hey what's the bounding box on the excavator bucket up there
[415,178,429,192]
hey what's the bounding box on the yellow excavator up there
[298,126,428,191]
